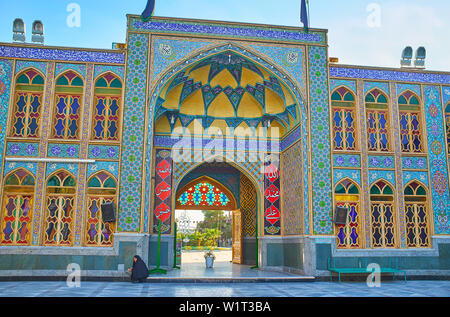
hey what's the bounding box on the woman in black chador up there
[128,255,149,283]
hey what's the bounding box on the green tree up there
[196,210,232,246]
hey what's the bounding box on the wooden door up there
[232,209,243,264]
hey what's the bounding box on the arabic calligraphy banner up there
[264,154,281,235]
[153,149,173,234]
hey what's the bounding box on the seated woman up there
[128,255,149,283]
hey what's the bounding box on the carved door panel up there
[232,209,242,264]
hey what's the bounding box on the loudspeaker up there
[101,202,116,223]
[333,206,348,225]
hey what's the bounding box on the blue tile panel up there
[0,45,125,64]
[330,66,450,85]
[130,17,326,45]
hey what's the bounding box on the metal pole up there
[149,218,167,274]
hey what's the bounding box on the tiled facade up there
[0,13,449,277]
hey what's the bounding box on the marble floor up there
[0,280,448,297]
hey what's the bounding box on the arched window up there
[331,87,357,151]
[91,73,122,141]
[176,177,236,210]
[445,103,450,153]
[365,89,390,152]
[404,181,430,248]
[10,69,45,138]
[370,180,396,248]
[1,169,35,245]
[398,91,423,153]
[52,71,83,139]
[334,179,361,248]
[44,170,76,246]
[85,172,117,246]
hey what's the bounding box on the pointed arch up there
[331,86,358,151]
[175,175,237,210]
[398,90,424,153]
[52,70,84,140]
[1,168,35,245]
[369,179,396,248]
[334,178,362,248]
[10,68,46,138]
[43,169,77,246]
[91,72,123,141]
[85,171,117,247]
[403,180,430,248]
[365,88,391,152]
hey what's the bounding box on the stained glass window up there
[370,180,396,248]
[1,169,35,245]
[331,87,357,151]
[365,89,390,152]
[44,171,76,246]
[177,179,234,210]
[85,172,116,247]
[91,73,122,141]
[10,69,45,138]
[52,71,83,140]
[334,179,361,248]
[404,181,430,248]
[398,91,423,153]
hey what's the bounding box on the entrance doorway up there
[173,162,258,272]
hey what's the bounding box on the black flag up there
[141,0,155,22]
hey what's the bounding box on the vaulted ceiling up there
[154,51,300,138]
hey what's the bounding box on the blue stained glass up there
[413,136,421,150]
[369,133,377,148]
[110,100,119,116]
[345,112,353,127]
[91,200,98,218]
[400,115,408,129]
[334,132,343,148]
[94,121,104,138]
[379,114,387,128]
[402,135,409,149]
[28,118,38,135]
[385,206,392,221]
[56,98,66,114]
[31,96,40,112]
[206,192,215,205]
[333,111,342,127]
[380,134,388,149]
[411,115,419,131]
[108,121,118,138]
[68,120,78,136]
[3,222,13,240]
[337,228,346,245]
[70,98,80,114]
[350,228,358,244]
[386,228,394,244]
[367,114,375,128]
[349,206,357,222]
[14,118,24,135]
[55,119,65,136]
[347,133,355,148]
[17,96,26,112]
[179,193,188,205]
[193,192,202,204]
[96,99,105,115]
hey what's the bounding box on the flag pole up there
[307,0,310,28]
